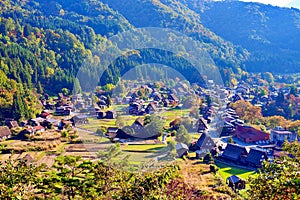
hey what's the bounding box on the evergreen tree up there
[12,92,26,121]
[37,81,43,94]
[73,78,82,94]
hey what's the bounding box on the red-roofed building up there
[234,125,270,143]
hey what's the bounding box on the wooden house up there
[28,117,45,126]
[97,111,107,119]
[232,94,244,102]
[22,154,35,165]
[270,127,298,144]
[176,143,189,158]
[197,117,208,132]
[106,110,117,119]
[72,115,89,126]
[145,102,157,114]
[195,132,215,158]
[106,127,135,141]
[168,94,179,103]
[246,148,268,168]
[132,118,145,131]
[4,119,19,129]
[221,143,248,164]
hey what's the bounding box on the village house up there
[168,93,179,103]
[21,154,35,165]
[128,102,142,115]
[97,111,107,119]
[88,106,100,116]
[234,125,270,143]
[4,119,19,129]
[58,119,73,130]
[245,148,268,168]
[145,102,158,114]
[0,126,12,140]
[221,143,248,164]
[40,111,51,119]
[34,126,46,134]
[28,117,45,126]
[163,99,170,107]
[232,94,244,102]
[153,92,163,102]
[106,127,135,142]
[195,132,215,158]
[21,125,45,137]
[43,118,59,128]
[55,106,71,116]
[72,115,89,126]
[270,126,298,145]
[106,110,117,119]
[221,121,236,136]
[176,143,189,158]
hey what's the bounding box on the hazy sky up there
[240,0,298,8]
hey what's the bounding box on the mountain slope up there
[101,0,249,71]
[181,0,300,72]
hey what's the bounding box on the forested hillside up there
[1,0,299,120]
[0,0,131,120]
[0,0,247,120]
[181,0,300,72]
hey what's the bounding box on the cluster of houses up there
[127,84,181,116]
[105,117,159,143]
[173,80,300,173]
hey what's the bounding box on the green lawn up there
[216,162,256,181]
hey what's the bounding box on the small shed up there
[0,126,12,140]
[226,175,246,192]
[176,143,189,158]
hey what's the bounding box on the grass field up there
[122,144,166,152]
[216,162,256,181]
[79,118,116,132]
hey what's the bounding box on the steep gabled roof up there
[222,143,248,161]
[198,117,208,129]
[197,132,215,149]
[246,148,267,166]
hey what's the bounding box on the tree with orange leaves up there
[231,100,262,124]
